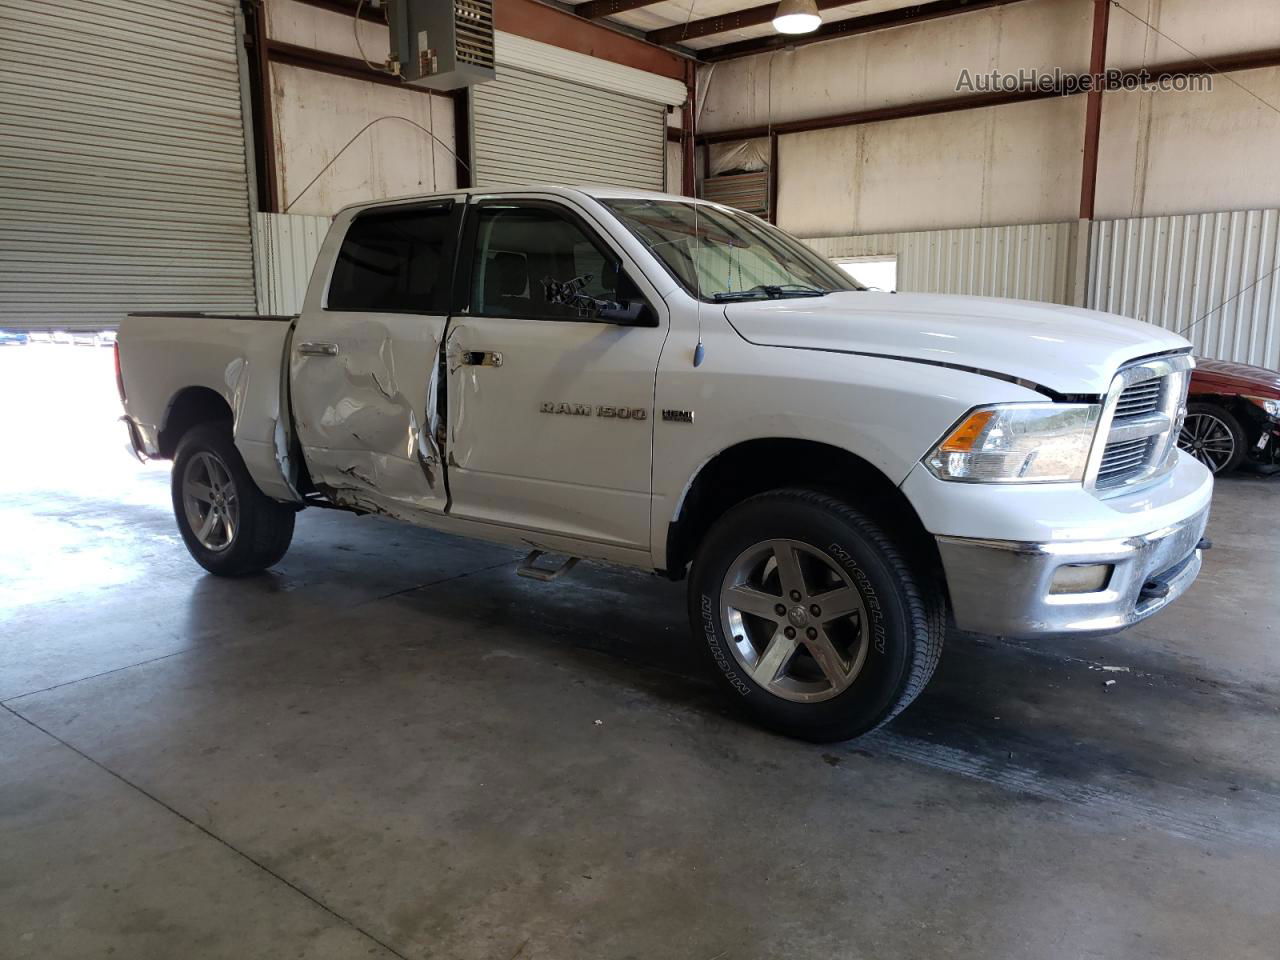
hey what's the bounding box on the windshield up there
[601,198,862,302]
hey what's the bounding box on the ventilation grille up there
[455,0,495,69]
[701,172,770,218]
[1097,437,1154,486]
[1113,379,1163,419]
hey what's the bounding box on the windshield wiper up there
[710,284,828,302]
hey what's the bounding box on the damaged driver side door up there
[290,199,462,517]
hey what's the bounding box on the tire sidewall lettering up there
[701,593,752,696]
[826,541,887,656]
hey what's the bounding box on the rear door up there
[443,195,668,553]
[290,199,462,516]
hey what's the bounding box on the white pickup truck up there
[118,186,1212,741]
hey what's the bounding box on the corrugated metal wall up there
[253,212,331,315]
[1088,209,1280,369]
[472,66,664,190]
[0,0,256,329]
[805,221,1083,306]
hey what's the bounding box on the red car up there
[1181,358,1280,474]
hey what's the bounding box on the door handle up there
[460,350,503,368]
[297,341,338,357]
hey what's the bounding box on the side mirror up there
[596,299,657,327]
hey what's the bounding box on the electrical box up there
[387,0,496,91]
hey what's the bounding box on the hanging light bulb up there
[772,0,821,34]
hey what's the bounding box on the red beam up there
[696,47,1280,144]
[266,39,426,91]
[245,1,279,212]
[576,0,666,19]
[648,0,868,47]
[681,60,696,196]
[287,0,385,23]
[1078,0,1110,220]
[452,89,473,188]
[701,0,1029,62]
[500,0,687,78]
[277,0,688,76]
[697,87,1059,144]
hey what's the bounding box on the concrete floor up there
[4,345,1280,959]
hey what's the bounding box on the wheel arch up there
[662,437,943,590]
[1190,393,1260,424]
[158,386,234,459]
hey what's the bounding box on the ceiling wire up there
[1104,0,1280,342]
[1109,0,1279,118]
[1177,264,1280,339]
[353,0,398,75]
[283,115,468,213]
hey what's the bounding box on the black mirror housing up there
[597,299,657,327]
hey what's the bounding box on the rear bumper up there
[937,505,1209,637]
[121,415,160,461]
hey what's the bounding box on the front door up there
[290,199,461,517]
[444,196,668,552]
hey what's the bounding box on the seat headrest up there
[491,252,527,297]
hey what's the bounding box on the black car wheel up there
[1179,402,1247,475]
[172,423,296,575]
[687,488,945,742]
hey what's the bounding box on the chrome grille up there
[1097,437,1153,485]
[1113,380,1163,418]
[1088,353,1194,495]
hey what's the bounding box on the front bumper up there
[937,505,1209,637]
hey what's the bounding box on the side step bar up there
[517,550,579,582]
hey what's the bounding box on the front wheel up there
[688,489,945,742]
[172,423,296,576]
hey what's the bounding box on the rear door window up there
[327,203,454,313]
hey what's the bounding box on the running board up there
[516,550,579,582]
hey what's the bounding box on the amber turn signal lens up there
[938,410,996,453]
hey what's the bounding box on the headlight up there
[1246,395,1280,419]
[926,403,1101,483]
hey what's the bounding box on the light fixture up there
[772,0,821,34]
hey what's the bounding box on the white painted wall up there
[699,0,1280,237]
[699,0,1091,131]
[1105,0,1280,70]
[268,0,392,63]
[266,0,456,215]
[665,141,682,193]
[1095,65,1280,220]
[778,96,1085,236]
[272,64,456,215]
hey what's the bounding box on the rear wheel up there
[1180,402,1246,475]
[688,488,944,742]
[172,423,295,576]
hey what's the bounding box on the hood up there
[1192,358,1280,398]
[723,292,1191,395]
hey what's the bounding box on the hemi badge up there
[662,409,694,423]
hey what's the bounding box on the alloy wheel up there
[182,451,240,551]
[1179,412,1236,474]
[720,539,869,703]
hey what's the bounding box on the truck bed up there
[117,312,300,502]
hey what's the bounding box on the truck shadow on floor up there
[347,538,1280,848]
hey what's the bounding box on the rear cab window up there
[327,203,455,314]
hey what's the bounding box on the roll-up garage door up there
[472,65,666,191]
[0,0,256,329]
